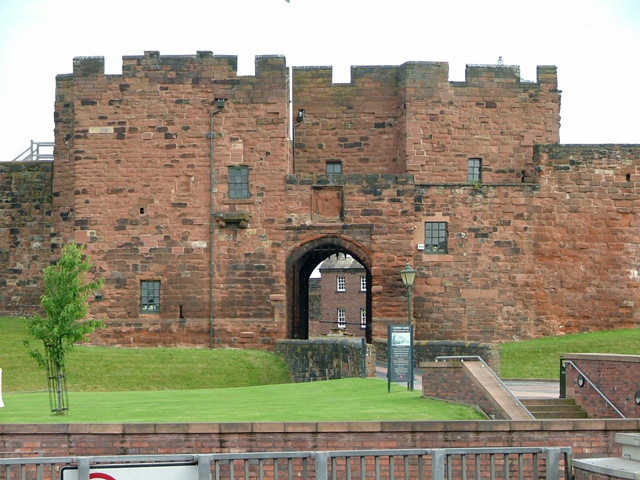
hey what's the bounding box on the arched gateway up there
[286,236,373,342]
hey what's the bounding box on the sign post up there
[387,324,414,392]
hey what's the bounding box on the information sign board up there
[387,324,414,391]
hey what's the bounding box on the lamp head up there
[400,260,417,288]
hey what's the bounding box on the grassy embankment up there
[0,317,482,423]
[500,328,640,379]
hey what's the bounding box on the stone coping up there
[2,419,640,435]
[573,458,640,480]
[564,353,640,363]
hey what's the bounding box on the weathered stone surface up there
[2,52,639,349]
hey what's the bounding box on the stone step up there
[520,398,588,419]
[528,410,588,419]
[521,398,578,407]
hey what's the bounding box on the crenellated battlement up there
[66,51,287,83]
[293,61,557,91]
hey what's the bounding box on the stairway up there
[520,398,588,419]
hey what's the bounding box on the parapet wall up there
[0,162,53,316]
[0,420,635,459]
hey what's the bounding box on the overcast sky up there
[1,0,638,161]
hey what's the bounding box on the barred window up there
[338,308,346,329]
[337,276,346,292]
[140,280,160,313]
[326,161,342,175]
[425,222,448,254]
[468,158,482,183]
[228,166,249,199]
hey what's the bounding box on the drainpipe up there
[292,109,304,173]
[209,98,226,349]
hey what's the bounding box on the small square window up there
[425,222,448,254]
[468,158,482,183]
[337,276,346,292]
[326,161,342,175]
[140,280,160,313]
[228,166,249,199]
[360,308,366,329]
[338,308,346,329]
[360,275,366,292]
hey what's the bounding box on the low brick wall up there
[0,420,636,459]
[374,338,500,371]
[564,353,640,418]
[275,337,372,382]
[421,361,500,419]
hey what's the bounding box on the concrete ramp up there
[462,362,533,420]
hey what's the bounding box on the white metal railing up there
[0,447,572,480]
[562,359,625,418]
[8,141,54,162]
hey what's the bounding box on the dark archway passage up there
[286,236,373,342]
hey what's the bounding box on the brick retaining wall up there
[0,420,635,458]
[275,337,374,382]
[564,353,640,419]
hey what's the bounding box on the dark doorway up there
[286,236,373,342]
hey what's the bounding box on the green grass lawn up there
[500,328,640,379]
[3,316,639,423]
[0,317,291,392]
[0,317,483,423]
[1,379,484,423]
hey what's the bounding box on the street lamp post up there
[400,260,417,390]
[400,260,417,326]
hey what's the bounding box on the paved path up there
[376,363,560,398]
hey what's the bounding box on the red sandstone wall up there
[292,66,403,175]
[532,145,640,334]
[292,63,560,184]
[54,52,290,347]
[7,51,630,347]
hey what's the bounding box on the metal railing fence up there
[0,447,572,480]
[8,141,54,162]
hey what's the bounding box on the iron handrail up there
[562,359,625,418]
[435,355,535,419]
[9,141,54,162]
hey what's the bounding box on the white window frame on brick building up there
[337,275,346,292]
[360,275,366,292]
[140,280,160,313]
[337,308,346,329]
[360,308,366,329]
[425,221,448,254]
[228,165,250,199]
[468,158,482,183]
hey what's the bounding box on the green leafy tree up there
[24,243,103,414]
